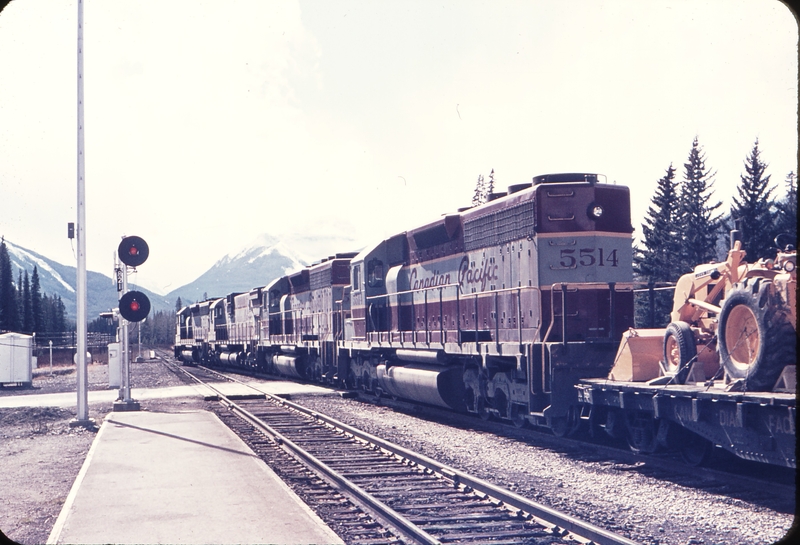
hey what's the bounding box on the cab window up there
[367,259,384,288]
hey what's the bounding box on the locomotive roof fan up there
[532,173,600,185]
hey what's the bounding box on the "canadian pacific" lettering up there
[458,256,498,292]
[409,268,451,291]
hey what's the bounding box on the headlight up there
[588,203,604,220]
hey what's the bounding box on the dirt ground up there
[0,357,200,545]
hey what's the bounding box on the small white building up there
[0,332,33,386]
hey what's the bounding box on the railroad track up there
[349,393,797,510]
[165,359,638,545]
[155,351,794,513]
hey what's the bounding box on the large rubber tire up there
[718,278,795,391]
[663,321,697,375]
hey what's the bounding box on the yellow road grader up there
[611,229,796,392]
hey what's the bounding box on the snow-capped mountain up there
[4,231,364,320]
[4,240,172,321]
[164,232,363,305]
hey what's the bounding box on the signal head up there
[119,290,151,322]
[118,236,149,267]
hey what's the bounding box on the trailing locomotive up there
[174,171,796,467]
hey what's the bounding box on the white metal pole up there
[49,340,53,376]
[120,265,131,402]
[75,0,89,422]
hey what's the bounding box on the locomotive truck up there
[174,172,796,468]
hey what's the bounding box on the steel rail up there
[176,364,441,545]
[194,365,639,545]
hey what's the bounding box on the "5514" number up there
[558,248,619,268]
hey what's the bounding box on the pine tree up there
[774,171,798,247]
[54,295,67,332]
[486,169,495,199]
[22,270,31,333]
[729,139,778,261]
[0,239,19,332]
[175,297,183,312]
[17,271,23,327]
[41,294,53,333]
[634,164,683,326]
[472,174,485,206]
[31,266,43,333]
[677,137,722,272]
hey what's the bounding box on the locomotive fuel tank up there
[180,349,199,364]
[375,363,465,410]
[272,354,308,379]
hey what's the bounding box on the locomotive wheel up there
[624,411,659,454]
[718,278,795,390]
[663,321,696,375]
[510,405,529,428]
[476,396,492,421]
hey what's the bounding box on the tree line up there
[0,240,69,335]
[634,137,797,326]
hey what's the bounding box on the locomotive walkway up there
[46,409,344,545]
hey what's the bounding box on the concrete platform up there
[0,380,337,409]
[47,410,344,545]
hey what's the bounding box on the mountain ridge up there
[4,232,362,321]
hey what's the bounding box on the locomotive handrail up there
[539,281,632,395]
[364,283,544,349]
[363,282,461,299]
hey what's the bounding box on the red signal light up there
[119,291,150,322]
[118,236,149,267]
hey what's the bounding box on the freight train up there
[174,172,796,468]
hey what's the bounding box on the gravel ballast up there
[292,394,796,545]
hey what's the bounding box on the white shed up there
[0,332,33,386]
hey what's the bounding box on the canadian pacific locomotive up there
[174,172,796,468]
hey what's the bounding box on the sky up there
[0,0,797,296]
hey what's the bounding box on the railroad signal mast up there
[114,236,151,412]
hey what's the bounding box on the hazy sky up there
[0,0,797,296]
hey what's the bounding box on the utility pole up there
[71,0,93,429]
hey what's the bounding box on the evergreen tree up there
[677,137,722,272]
[472,174,485,206]
[175,297,183,311]
[0,239,19,332]
[53,295,67,332]
[486,169,495,198]
[17,271,23,327]
[774,171,798,247]
[729,139,778,261]
[22,270,31,333]
[634,164,682,326]
[31,266,43,333]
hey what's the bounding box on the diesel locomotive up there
[176,172,635,433]
[174,171,796,467]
